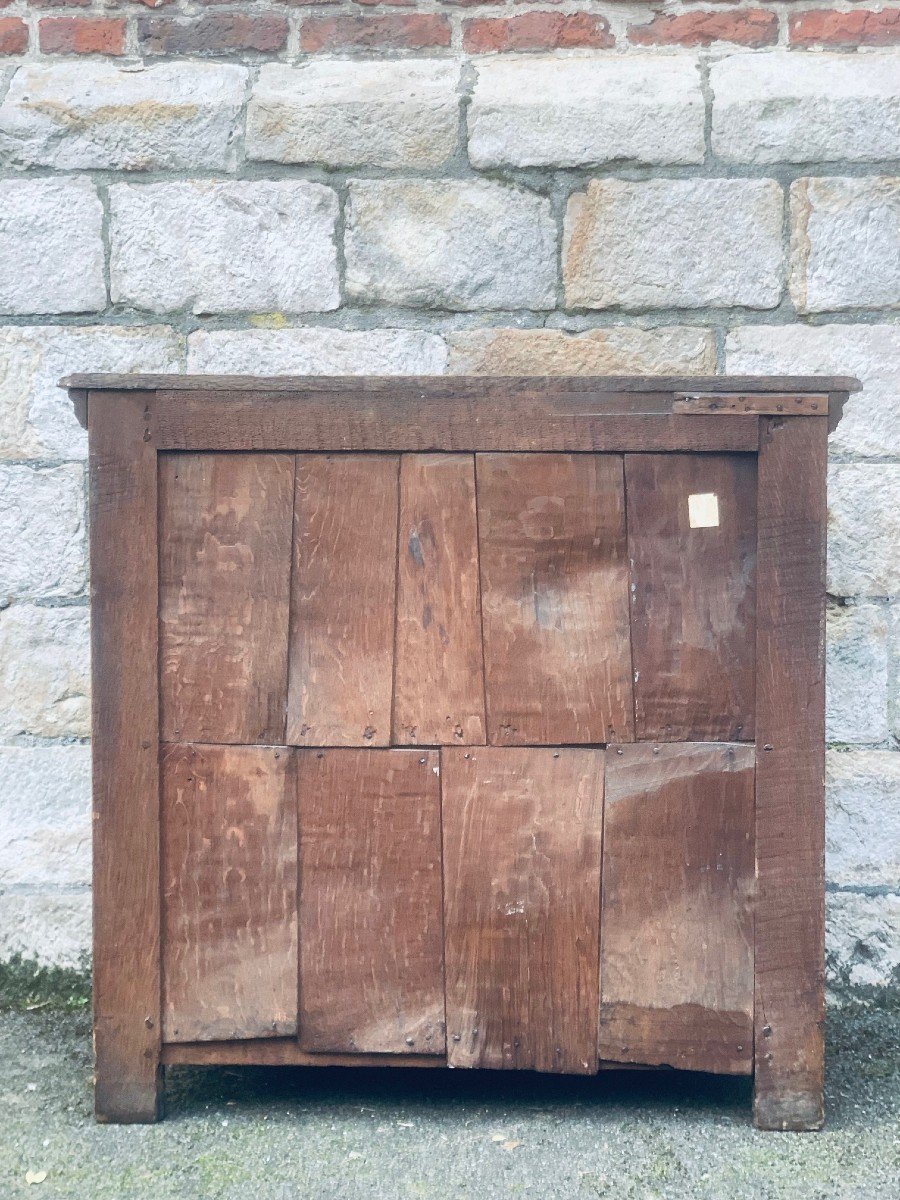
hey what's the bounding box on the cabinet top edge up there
[61,373,861,396]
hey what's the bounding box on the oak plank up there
[626,454,757,741]
[478,454,633,744]
[161,1041,441,1068]
[673,392,828,416]
[393,454,486,745]
[158,453,294,744]
[753,416,828,1131]
[600,743,755,1076]
[297,749,445,1055]
[161,743,297,1043]
[442,747,604,1073]
[287,455,399,746]
[88,391,161,1123]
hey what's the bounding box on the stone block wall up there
[0,18,898,995]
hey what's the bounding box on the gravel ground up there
[1,1002,898,1200]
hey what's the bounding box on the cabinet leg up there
[753,1073,824,1131]
[94,1021,163,1123]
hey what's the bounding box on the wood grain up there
[442,747,604,1073]
[673,393,828,416]
[88,391,161,1122]
[161,743,297,1043]
[753,416,828,1131]
[393,454,486,746]
[297,749,445,1054]
[161,1041,441,1068]
[600,743,755,1075]
[477,454,633,744]
[158,453,294,744]
[626,453,757,742]
[287,455,399,746]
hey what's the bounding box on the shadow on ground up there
[1,998,897,1199]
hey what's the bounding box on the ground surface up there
[1,1003,898,1200]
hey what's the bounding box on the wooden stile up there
[600,742,755,1076]
[477,453,633,745]
[393,454,486,745]
[297,749,446,1055]
[287,454,399,747]
[161,743,297,1043]
[442,747,604,1074]
[158,453,294,745]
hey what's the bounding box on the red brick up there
[40,16,127,53]
[299,13,451,51]
[789,8,900,47]
[138,13,289,54]
[30,0,91,8]
[463,11,614,52]
[353,0,416,8]
[629,8,778,48]
[0,16,26,53]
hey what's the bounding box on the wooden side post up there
[88,391,162,1122]
[753,413,829,1130]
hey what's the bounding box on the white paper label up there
[688,493,720,529]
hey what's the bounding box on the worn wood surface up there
[287,455,399,746]
[442,747,604,1073]
[626,454,757,742]
[600,743,755,1075]
[148,394,761,454]
[161,743,297,1043]
[673,393,828,416]
[393,454,486,745]
[88,392,161,1123]
[161,1041,441,1068]
[753,416,828,1131]
[158,453,294,744]
[478,454,633,744]
[297,749,446,1055]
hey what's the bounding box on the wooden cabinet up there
[66,373,859,1131]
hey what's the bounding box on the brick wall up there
[0,15,898,993]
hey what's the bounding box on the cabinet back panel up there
[296,748,446,1055]
[161,743,297,1043]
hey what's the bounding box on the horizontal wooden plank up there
[64,374,862,395]
[673,393,828,416]
[161,1040,441,1068]
[146,393,762,453]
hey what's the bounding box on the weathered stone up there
[826,603,889,745]
[828,464,900,597]
[790,177,900,313]
[468,54,704,168]
[826,750,900,886]
[725,324,900,458]
[109,181,340,315]
[564,179,783,310]
[247,59,460,169]
[0,324,184,462]
[446,325,715,375]
[891,606,900,742]
[0,889,90,969]
[826,892,900,990]
[0,180,105,316]
[0,464,86,599]
[711,51,900,164]
[0,746,91,888]
[0,604,89,738]
[188,326,447,375]
[345,180,557,311]
[0,61,246,171]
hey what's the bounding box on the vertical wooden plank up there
[626,454,757,742]
[477,454,633,745]
[88,391,161,1122]
[297,748,445,1054]
[287,455,399,746]
[158,453,294,744]
[161,743,297,1043]
[600,743,755,1075]
[393,454,486,745]
[754,416,828,1130]
[442,747,604,1073]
